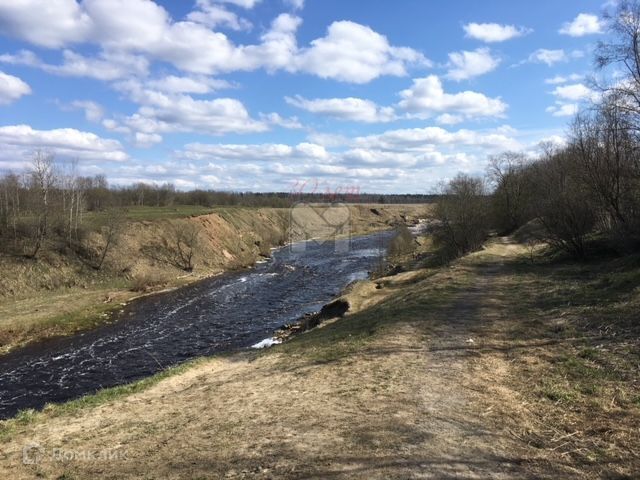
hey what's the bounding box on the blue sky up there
[0,0,611,192]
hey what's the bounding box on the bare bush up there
[433,174,489,260]
[143,221,201,272]
[130,271,168,292]
[387,224,416,257]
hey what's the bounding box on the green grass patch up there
[540,380,576,403]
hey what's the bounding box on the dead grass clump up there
[129,271,169,292]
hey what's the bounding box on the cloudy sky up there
[0,0,611,192]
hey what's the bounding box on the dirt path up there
[0,241,615,478]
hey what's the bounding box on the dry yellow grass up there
[1,237,637,478]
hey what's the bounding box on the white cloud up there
[0,124,128,162]
[0,2,426,83]
[292,20,429,83]
[133,132,163,148]
[260,112,303,129]
[69,100,104,122]
[146,75,233,94]
[398,75,507,120]
[126,96,268,136]
[187,1,252,31]
[176,139,468,175]
[552,83,599,102]
[546,82,599,117]
[305,132,349,148]
[436,113,464,125]
[559,13,604,37]
[527,49,567,66]
[0,49,149,81]
[109,80,269,137]
[180,142,329,162]
[0,70,31,105]
[544,73,583,84]
[446,48,500,81]
[285,95,396,123]
[546,103,579,117]
[218,0,261,8]
[463,22,531,43]
[0,0,92,48]
[284,0,305,10]
[353,125,521,152]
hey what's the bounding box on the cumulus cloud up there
[187,1,252,31]
[66,100,104,122]
[104,80,280,140]
[546,103,579,117]
[218,0,261,8]
[397,75,507,120]
[292,20,429,83]
[552,83,599,102]
[259,112,303,129]
[436,113,464,125]
[0,1,426,83]
[527,49,568,66]
[124,96,267,137]
[463,22,531,43]
[0,0,92,48]
[0,49,149,81]
[284,0,305,10]
[146,75,233,94]
[179,142,329,162]
[285,95,396,123]
[0,70,31,105]
[446,48,500,81]
[559,13,604,37]
[170,124,522,185]
[544,73,583,84]
[0,124,128,162]
[353,126,521,152]
[546,82,600,117]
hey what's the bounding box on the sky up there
[0,0,614,193]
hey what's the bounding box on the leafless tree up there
[92,208,124,270]
[25,151,56,257]
[487,152,533,233]
[531,149,597,259]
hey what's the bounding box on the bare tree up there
[572,97,640,238]
[91,209,124,270]
[26,151,56,258]
[487,152,532,233]
[596,1,640,125]
[531,150,597,259]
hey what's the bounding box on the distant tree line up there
[0,151,435,261]
[433,1,640,261]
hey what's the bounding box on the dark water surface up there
[0,232,390,419]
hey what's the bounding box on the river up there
[0,231,391,419]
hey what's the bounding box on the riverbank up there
[1,236,638,478]
[0,204,430,356]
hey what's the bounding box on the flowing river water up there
[0,231,391,419]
